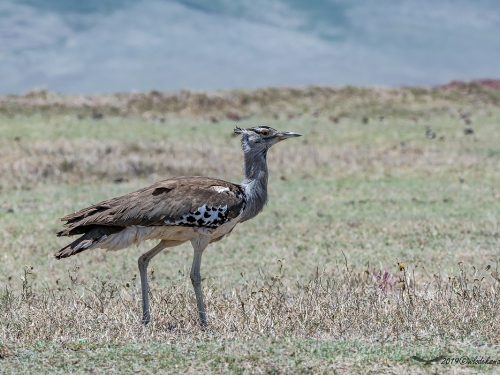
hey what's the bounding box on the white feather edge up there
[93,213,242,252]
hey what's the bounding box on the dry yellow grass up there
[3,261,499,343]
[1,82,499,119]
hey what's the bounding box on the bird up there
[425,127,436,139]
[54,126,302,326]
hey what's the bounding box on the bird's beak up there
[277,131,302,140]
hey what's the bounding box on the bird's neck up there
[240,147,268,222]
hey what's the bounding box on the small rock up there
[226,112,241,121]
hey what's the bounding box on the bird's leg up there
[191,251,206,325]
[190,235,210,326]
[138,240,168,325]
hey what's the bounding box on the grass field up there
[1,85,500,373]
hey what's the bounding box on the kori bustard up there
[55,126,301,325]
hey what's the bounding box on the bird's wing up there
[58,176,245,236]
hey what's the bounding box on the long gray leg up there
[138,240,178,325]
[190,235,210,326]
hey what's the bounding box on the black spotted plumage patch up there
[164,204,233,228]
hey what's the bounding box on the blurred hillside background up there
[1,0,500,95]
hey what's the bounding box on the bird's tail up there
[54,226,123,259]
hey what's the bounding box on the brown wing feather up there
[57,176,245,237]
[55,226,124,259]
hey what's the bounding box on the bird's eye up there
[261,129,269,136]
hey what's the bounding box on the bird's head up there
[234,126,302,153]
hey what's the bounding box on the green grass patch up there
[1,86,500,373]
